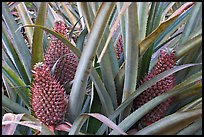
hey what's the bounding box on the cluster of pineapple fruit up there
[31,21,78,127]
[31,20,176,130]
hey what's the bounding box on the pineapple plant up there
[2,2,202,135]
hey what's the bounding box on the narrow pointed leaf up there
[2,64,31,108]
[176,118,202,135]
[68,2,115,122]
[22,24,81,57]
[60,2,80,28]
[69,113,127,135]
[2,25,30,85]
[90,69,114,116]
[78,2,93,32]
[139,15,178,56]
[31,2,47,68]
[2,94,30,114]
[96,27,119,109]
[16,2,34,45]
[178,2,202,45]
[2,2,31,81]
[135,109,201,135]
[121,2,139,119]
[175,34,202,59]
[138,2,149,42]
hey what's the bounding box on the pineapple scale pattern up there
[44,21,78,88]
[31,21,78,126]
[31,63,65,126]
[134,50,176,127]
[115,34,124,60]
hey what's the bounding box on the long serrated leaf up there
[89,2,100,16]
[139,3,178,79]
[2,2,31,81]
[16,2,34,45]
[96,26,119,109]
[139,15,178,56]
[138,8,178,80]
[96,63,201,134]
[68,2,116,122]
[2,49,18,75]
[180,97,202,112]
[2,94,30,114]
[2,64,31,109]
[173,85,201,103]
[97,2,131,63]
[60,2,80,28]
[153,6,191,49]
[176,118,202,135]
[78,2,94,32]
[76,27,88,52]
[2,25,30,85]
[101,26,120,78]
[2,75,17,102]
[90,69,114,116]
[161,2,176,20]
[31,2,47,68]
[120,2,139,120]
[138,2,149,42]
[86,2,119,109]
[116,2,126,51]
[22,24,81,57]
[69,113,127,135]
[175,34,202,60]
[178,2,201,45]
[135,108,201,135]
[114,62,125,104]
[168,2,194,19]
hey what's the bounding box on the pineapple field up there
[2,2,202,135]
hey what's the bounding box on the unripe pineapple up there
[44,21,78,90]
[31,62,66,126]
[133,49,176,128]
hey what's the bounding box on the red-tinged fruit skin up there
[115,35,124,60]
[44,21,78,88]
[133,49,176,127]
[31,62,65,126]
